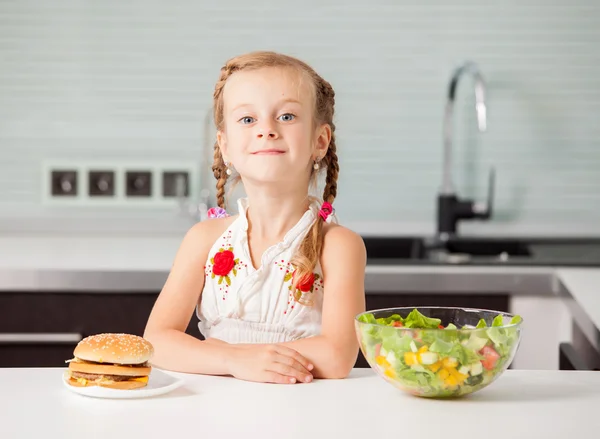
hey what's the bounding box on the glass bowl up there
[355,306,523,398]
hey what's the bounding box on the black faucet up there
[437,61,495,239]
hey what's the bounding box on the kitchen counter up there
[0,235,179,292]
[0,234,580,295]
[2,367,600,437]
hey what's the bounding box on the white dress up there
[196,197,325,344]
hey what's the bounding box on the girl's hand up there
[225,344,314,384]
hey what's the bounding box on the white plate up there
[62,368,185,399]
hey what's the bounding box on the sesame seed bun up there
[73,333,154,365]
[97,380,148,390]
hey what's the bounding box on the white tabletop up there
[2,367,600,438]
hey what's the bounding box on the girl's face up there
[217,67,330,188]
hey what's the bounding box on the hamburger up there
[65,333,154,390]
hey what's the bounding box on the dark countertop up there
[364,236,600,267]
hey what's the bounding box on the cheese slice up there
[131,376,149,383]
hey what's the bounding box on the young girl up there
[144,51,366,384]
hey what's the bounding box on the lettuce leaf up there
[486,314,522,356]
[358,313,377,324]
[449,343,482,365]
[382,332,414,353]
[402,309,442,329]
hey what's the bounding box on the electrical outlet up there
[125,171,152,197]
[42,160,200,206]
[162,171,189,197]
[88,170,115,197]
[51,170,78,197]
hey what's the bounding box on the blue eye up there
[279,113,295,122]
[239,116,255,124]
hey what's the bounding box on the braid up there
[211,141,228,209]
[322,129,339,204]
[211,63,240,209]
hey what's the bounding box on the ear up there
[313,123,331,160]
[217,130,228,162]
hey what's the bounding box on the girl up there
[144,51,366,384]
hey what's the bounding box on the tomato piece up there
[392,321,403,327]
[480,345,500,370]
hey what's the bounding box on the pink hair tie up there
[207,207,229,219]
[319,202,334,223]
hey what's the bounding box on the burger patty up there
[70,371,144,381]
[76,359,149,367]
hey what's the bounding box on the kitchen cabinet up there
[558,343,595,370]
[0,292,201,367]
[558,321,600,371]
[0,292,508,369]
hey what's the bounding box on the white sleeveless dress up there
[195,197,325,344]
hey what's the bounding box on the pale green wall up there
[1,1,598,231]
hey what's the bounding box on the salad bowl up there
[355,307,523,398]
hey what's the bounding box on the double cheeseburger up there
[65,333,154,390]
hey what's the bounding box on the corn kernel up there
[428,361,442,373]
[376,355,390,368]
[445,375,458,387]
[442,357,458,368]
[438,369,450,380]
[418,345,429,353]
[404,352,418,366]
[451,368,468,383]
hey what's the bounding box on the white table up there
[2,367,600,438]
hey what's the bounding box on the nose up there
[256,124,279,140]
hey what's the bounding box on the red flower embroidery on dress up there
[210,247,240,286]
[204,228,248,301]
[294,271,315,293]
[213,250,235,277]
[276,261,324,311]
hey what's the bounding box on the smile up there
[252,149,285,155]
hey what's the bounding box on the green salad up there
[357,309,522,397]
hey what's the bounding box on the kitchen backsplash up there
[1,1,599,234]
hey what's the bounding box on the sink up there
[363,237,427,260]
[441,238,532,257]
[363,236,532,261]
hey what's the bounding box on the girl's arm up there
[276,225,367,379]
[143,220,234,375]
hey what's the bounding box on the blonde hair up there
[211,51,339,294]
